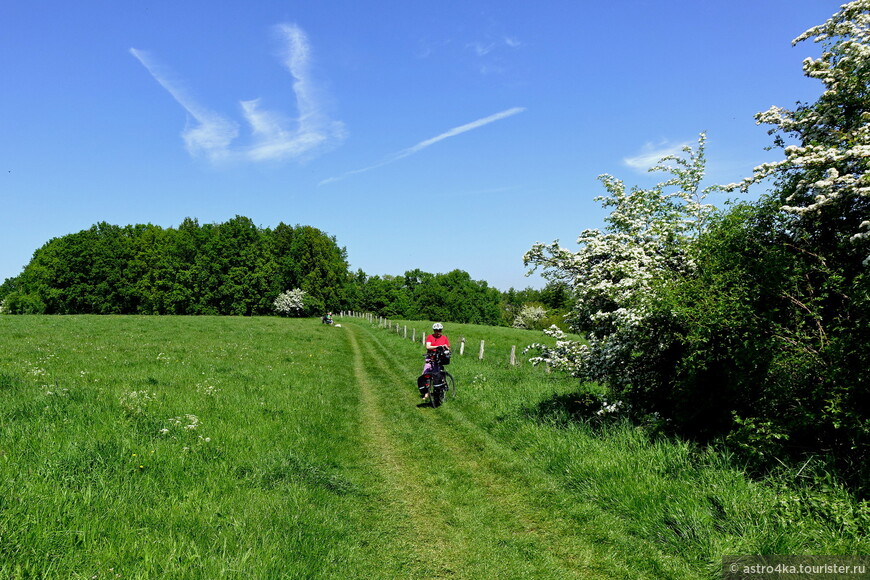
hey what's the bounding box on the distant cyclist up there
[419,323,450,400]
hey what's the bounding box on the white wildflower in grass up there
[156,352,170,362]
[160,414,209,449]
[119,390,157,415]
[196,382,220,397]
[28,366,47,378]
[166,414,200,430]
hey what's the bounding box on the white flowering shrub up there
[708,1,870,487]
[729,0,870,255]
[524,326,590,376]
[521,2,870,492]
[512,304,547,329]
[273,288,306,316]
[524,134,717,382]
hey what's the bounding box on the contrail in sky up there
[320,106,525,185]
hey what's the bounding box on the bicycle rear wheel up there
[443,372,456,400]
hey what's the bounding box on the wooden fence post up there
[412,328,416,342]
[403,325,407,339]
[510,345,517,366]
[460,337,465,356]
[479,340,485,360]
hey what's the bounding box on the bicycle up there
[419,347,456,408]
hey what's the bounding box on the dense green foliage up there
[350,270,570,328]
[524,2,870,496]
[612,2,870,492]
[619,194,869,489]
[1,216,351,316]
[501,281,573,329]
[0,217,566,327]
[348,268,504,325]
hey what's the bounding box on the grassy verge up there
[351,314,870,570]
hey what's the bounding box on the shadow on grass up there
[238,452,364,497]
[523,392,602,426]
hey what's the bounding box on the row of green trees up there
[0,216,564,326]
[347,269,571,327]
[0,217,350,316]
[526,2,870,494]
[347,269,502,325]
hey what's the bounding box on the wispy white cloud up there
[623,139,690,171]
[469,41,497,57]
[320,107,526,185]
[131,23,345,164]
[130,48,239,162]
[467,35,523,75]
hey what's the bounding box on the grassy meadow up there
[0,315,867,578]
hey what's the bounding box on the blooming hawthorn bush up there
[512,304,547,329]
[523,2,870,491]
[524,134,717,384]
[730,0,870,256]
[712,0,870,485]
[273,288,307,316]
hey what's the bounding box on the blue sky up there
[1,1,842,291]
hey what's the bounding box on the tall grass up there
[368,315,870,567]
[0,316,390,578]
[1,315,867,579]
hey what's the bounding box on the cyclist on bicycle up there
[419,322,450,400]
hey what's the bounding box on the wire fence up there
[340,311,542,369]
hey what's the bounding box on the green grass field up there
[1,315,867,578]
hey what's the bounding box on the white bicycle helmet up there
[432,323,443,330]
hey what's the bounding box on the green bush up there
[2,292,46,314]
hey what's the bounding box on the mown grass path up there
[345,321,645,579]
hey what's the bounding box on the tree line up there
[0,216,569,326]
[348,270,570,327]
[0,216,350,316]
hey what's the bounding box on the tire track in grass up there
[345,322,459,578]
[347,322,633,579]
